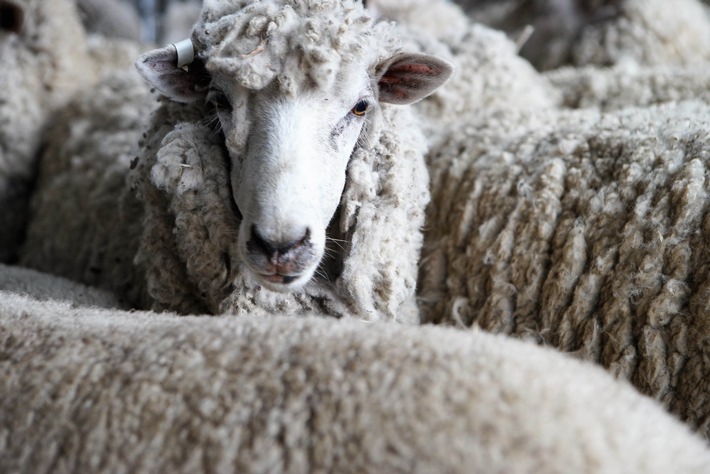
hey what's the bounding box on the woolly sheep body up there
[74,0,199,44]
[420,100,710,437]
[21,72,152,309]
[455,0,710,70]
[546,64,710,111]
[0,0,145,265]
[369,0,560,131]
[2,289,710,473]
[569,0,710,68]
[75,0,141,40]
[0,263,122,309]
[0,0,96,263]
[21,0,443,322]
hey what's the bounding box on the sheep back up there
[546,64,710,112]
[2,292,710,473]
[371,0,560,131]
[420,100,710,437]
[455,0,710,71]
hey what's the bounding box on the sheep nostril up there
[247,225,311,259]
[248,225,278,258]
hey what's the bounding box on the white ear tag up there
[173,38,195,68]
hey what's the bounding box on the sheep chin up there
[259,274,312,293]
[236,229,324,294]
[248,263,318,293]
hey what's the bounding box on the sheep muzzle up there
[245,225,316,287]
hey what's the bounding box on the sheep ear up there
[135,45,201,103]
[0,1,24,33]
[376,53,453,105]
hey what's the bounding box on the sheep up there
[451,0,610,70]
[0,0,146,266]
[419,99,710,438]
[20,0,453,322]
[0,0,99,264]
[454,0,710,71]
[2,289,710,472]
[546,63,710,111]
[0,263,122,309]
[365,0,561,132]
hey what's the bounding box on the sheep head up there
[136,0,451,293]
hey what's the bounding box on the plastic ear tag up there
[173,38,195,68]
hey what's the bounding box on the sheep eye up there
[209,89,232,111]
[351,99,370,117]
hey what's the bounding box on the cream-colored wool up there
[455,0,710,70]
[546,63,710,111]
[161,0,202,44]
[570,0,710,68]
[1,285,710,473]
[22,0,433,322]
[0,264,121,309]
[75,0,141,40]
[0,0,146,265]
[420,100,710,437]
[369,0,560,130]
[86,34,147,77]
[21,71,153,309]
[0,0,96,263]
[6,0,710,468]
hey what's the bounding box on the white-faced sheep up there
[419,100,710,437]
[454,0,710,71]
[21,0,452,322]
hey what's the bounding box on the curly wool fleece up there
[420,100,710,437]
[193,0,395,93]
[22,0,431,323]
[133,96,428,321]
[138,0,430,321]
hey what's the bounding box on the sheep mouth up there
[246,253,320,291]
[259,273,301,285]
[254,267,317,292]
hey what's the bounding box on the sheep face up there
[135,1,452,292]
[209,64,374,289]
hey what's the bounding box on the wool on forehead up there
[193,0,396,94]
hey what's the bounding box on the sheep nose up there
[247,225,310,260]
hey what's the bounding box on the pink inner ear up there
[376,54,452,104]
[379,66,428,101]
[388,63,443,76]
[379,62,445,88]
